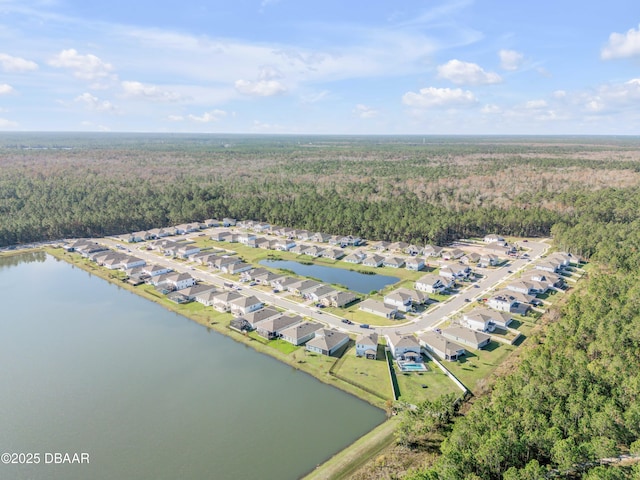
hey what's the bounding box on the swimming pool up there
[398,361,428,372]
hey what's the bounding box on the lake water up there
[259,260,399,294]
[0,252,384,480]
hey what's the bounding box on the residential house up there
[164,273,196,291]
[243,307,281,330]
[506,280,537,295]
[388,242,409,253]
[311,232,331,243]
[306,329,350,356]
[176,244,200,259]
[385,332,421,359]
[239,233,257,246]
[463,308,513,332]
[178,284,217,301]
[439,264,471,279]
[462,252,481,265]
[253,222,271,233]
[484,234,506,244]
[142,264,172,277]
[195,290,220,307]
[271,276,299,292]
[343,251,366,264]
[223,262,253,275]
[535,260,561,273]
[405,244,423,256]
[322,291,358,308]
[296,230,311,241]
[256,315,304,340]
[322,248,345,260]
[487,293,518,312]
[229,318,252,333]
[492,289,537,308]
[307,285,337,302]
[383,257,405,268]
[478,253,500,268]
[423,245,443,257]
[359,299,397,319]
[371,241,390,252]
[362,254,384,267]
[290,280,322,297]
[212,291,243,312]
[415,274,449,294]
[211,231,234,242]
[289,244,308,255]
[203,219,219,228]
[230,295,264,317]
[281,322,323,346]
[222,218,236,227]
[120,256,146,270]
[405,257,425,271]
[340,235,362,247]
[210,256,241,271]
[355,332,379,359]
[303,246,325,257]
[274,239,296,251]
[384,288,428,312]
[442,248,465,261]
[418,332,466,361]
[441,326,491,350]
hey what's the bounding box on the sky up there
[1,0,640,134]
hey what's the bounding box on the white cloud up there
[525,99,547,109]
[167,115,184,121]
[353,104,379,118]
[0,84,15,95]
[74,92,117,112]
[553,90,567,99]
[402,87,477,108]
[299,90,330,104]
[49,49,114,81]
[601,24,640,59]
[498,49,524,71]
[121,80,183,102]
[235,79,287,96]
[0,118,18,128]
[0,53,38,72]
[187,109,227,122]
[481,104,501,114]
[580,78,640,113]
[437,59,501,85]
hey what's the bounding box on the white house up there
[165,273,196,290]
[359,299,397,319]
[355,332,378,359]
[362,254,384,267]
[385,332,421,359]
[419,332,466,362]
[405,257,425,271]
[415,274,447,294]
[488,293,517,312]
[230,295,264,316]
[280,322,323,346]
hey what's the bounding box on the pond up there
[0,253,385,480]
[260,259,399,294]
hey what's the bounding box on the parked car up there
[359,324,370,329]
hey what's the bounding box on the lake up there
[260,259,399,294]
[0,252,384,480]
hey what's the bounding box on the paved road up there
[96,236,550,336]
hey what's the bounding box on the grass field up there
[394,357,460,404]
[445,341,516,393]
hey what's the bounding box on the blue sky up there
[1,0,640,134]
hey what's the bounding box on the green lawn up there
[395,357,460,403]
[445,341,516,394]
[334,345,394,401]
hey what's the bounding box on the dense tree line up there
[404,188,640,479]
